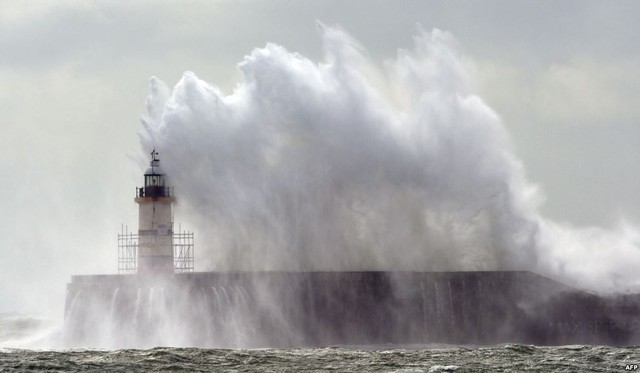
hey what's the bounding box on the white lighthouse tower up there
[118,150,194,275]
[135,149,174,274]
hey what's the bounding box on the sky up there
[0,0,639,315]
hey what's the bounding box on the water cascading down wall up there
[64,271,640,348]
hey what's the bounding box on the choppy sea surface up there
[2,314,639,372]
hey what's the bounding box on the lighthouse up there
[135,149,175,274]
[116,150,193,275]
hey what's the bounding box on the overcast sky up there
[1,0,639,314]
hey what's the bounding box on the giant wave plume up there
[138,24,640,293]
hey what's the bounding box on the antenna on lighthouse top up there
[150,149,160,171]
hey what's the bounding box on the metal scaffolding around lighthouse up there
[117,150,194,274]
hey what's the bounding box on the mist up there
[136,25,640,293]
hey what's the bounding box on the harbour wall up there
[63,271,640,348]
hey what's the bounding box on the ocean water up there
[3,344,640,372]
[1,314,639,372]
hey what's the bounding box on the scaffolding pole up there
[117,225,194,274]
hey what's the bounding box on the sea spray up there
[138,25,640,292]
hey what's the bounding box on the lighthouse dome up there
[145,164,164,175]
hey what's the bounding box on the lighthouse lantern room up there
[117,150,194,275]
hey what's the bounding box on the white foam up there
[138,24,640,293]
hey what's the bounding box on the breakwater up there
[63,271,640,348]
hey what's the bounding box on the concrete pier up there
[63,271,640,348]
